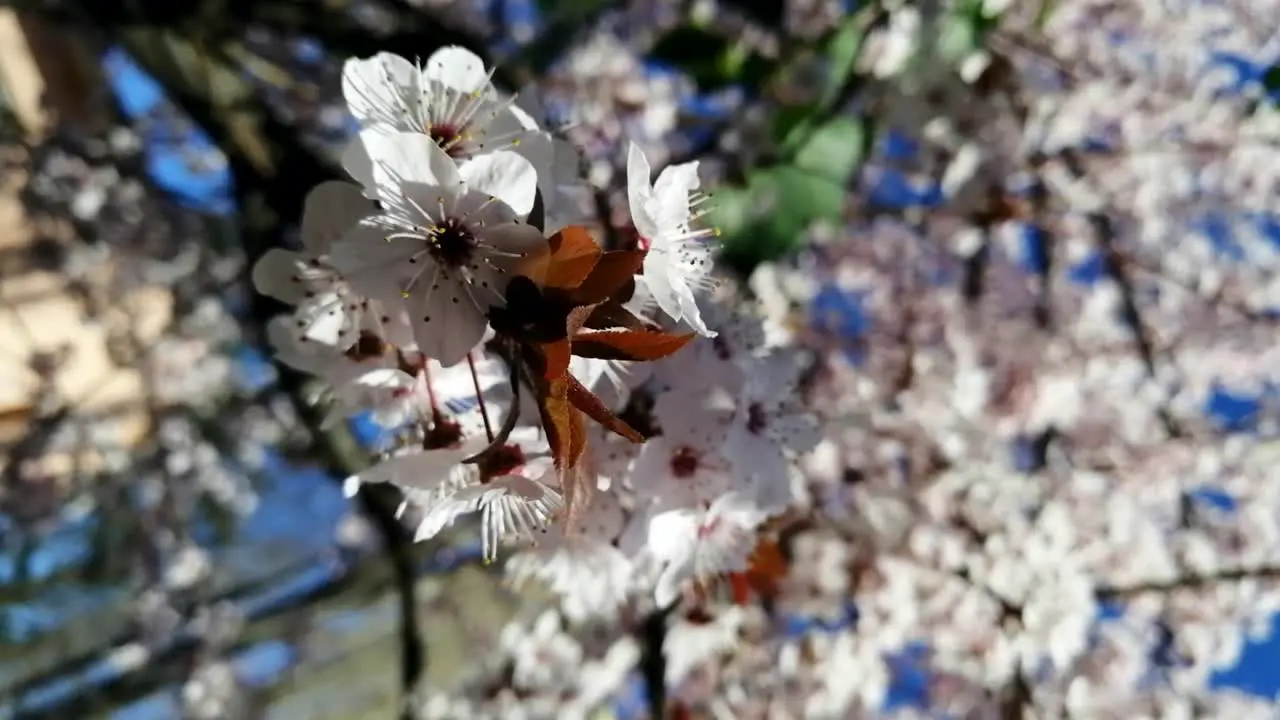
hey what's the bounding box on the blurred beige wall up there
[0,11,169,474]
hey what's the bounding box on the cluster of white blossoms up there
[252,46,818,616]
[705,0,1280,716]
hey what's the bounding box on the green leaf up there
[715,165,845,274]
[769,15,868,156]
[793,117,868,184]
[819,18,866,108]
[773,104,818,155]
[937,0,1002,65]
[707,184,754,241]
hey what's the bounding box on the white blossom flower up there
[330,130,545,366]
[265,315,394,389]
[626,142,718,337]
[505,489,634,622]
[342,49,538,168]
[341,48,584,230]
[663,606,748,686]
[252,181,409,349]
[629,390,735,507]
[339,430,490,500]
[625,491,766,606]
[324,367,423,429]
[725,351,821,512]
[501,610,583,692]
[414,425,561,560]
[651,298,766,393]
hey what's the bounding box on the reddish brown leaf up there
[567,401,588,466]
[740,538,788,602]
[584,301,649,331]
[535,376,580,469]
[566,303,598,337]
[536,302,603,380]
[539,338,572,381]
[559,426,595,533]
[566,374,645,443]
[569,328,696,362]
[571,249,646,305]
[539,379,593,529]
[539,225,602,290]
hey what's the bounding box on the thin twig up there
[468,352,495,444]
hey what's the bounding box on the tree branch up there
[24,7,435,710]
[638,601,679,720]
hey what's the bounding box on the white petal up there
[477,222,547,273]
[328,220,413,301]
[423,46,491,94]
[371,302,417,347]
[483,106,536,150]
[295,293,351,346]
[343,475,362,498]
[511,89,546,130]
[745,352,802,397]
[646,507,700,564]
[336,367,415,402]
[415,493,475,542]
[459,150,538,217]
[677,288,715,338]
[266,315,327,375]
[430,354,505,404]
[724,424,791,513]
[540,139,590,233]
[341,134,379,196]
[364,130,461,197]
[708,491,767,528]
[775,414,821,453]
[655,560,692,607]
[408,277,489,367]
[251,249,306,304]
[649,510,699,606]
[301,181,376,255]
[510,131,557,200]
[342,52,415,128]
[626,142,661,239]
[638,270,682,326]
[654,161,701,198]
[652,161,700,229]
[350,439,485,492]
[629,436,675,495]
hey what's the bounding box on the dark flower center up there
[428,123,466,157]
[746,402,768,435]
[345,330,389,362]
[478,443,526,484]
[422,417,463,450]
[429,217,477,269]
[670,446,701,478]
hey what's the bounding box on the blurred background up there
[3,0,1280,718]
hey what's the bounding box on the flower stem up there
[418,353,446,427]
[468,352,495,443]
